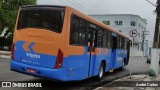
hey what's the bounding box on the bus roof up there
[21,5,66,8]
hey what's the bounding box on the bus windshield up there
[17,7,65,33]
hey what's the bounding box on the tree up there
[0,0,37,38]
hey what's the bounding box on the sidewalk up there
[0,51,11,59]
[97,74,160,90]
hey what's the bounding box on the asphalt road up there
[0,57,158,90]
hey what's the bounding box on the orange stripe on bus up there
[104,49,109,55]
[87,48,102,55]
[32,43,58,56]
[23,41,32,52]
[94,48,102,55]
[69,46,85,55]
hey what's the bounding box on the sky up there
[37,0,157,43]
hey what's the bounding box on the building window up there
[115,21,122,25]
[119,21,123,25]
[131,21,136,26]
[142,26,143,30]
[103,21,110,25]
[138,33,140,37]
[115,21,118,25]
[139,23,141,28]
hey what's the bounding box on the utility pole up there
[142,31,144,57]
[149,0,160,76]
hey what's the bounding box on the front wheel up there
[96,63,105,80]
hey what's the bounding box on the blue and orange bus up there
[10,5,130,81]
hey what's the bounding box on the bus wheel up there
[119,61,125,70]
[96,63,105,80]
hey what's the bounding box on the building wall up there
[89,14,148,57]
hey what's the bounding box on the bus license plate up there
[27,68,36,73]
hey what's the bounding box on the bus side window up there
[118,36,122,49]
[86,23,98,47]
[116,36,119,49]
[122,38,125,49]
[103,30,108,48]
[124,39,128,50]
[87,29,95,47]
[119,36,122,49]
[97,30,103,47]
[108,31,111,48]
[79,20,87,45]
[70,15,87,46]
[70,17,79,45]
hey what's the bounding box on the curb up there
[0,51,11,56]
[104,74,148,86]
[94,74,149,90]
[94,74,159,90]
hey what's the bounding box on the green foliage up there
[0,37,12,46]
[0,0,37,48]
[149,69,156,76]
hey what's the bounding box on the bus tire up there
[96,63,105,80]
[119,61,125,71]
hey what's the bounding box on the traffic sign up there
[129,29,137,37]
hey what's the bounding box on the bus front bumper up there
[10,60,67,81]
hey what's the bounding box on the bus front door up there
[87,29,96,77]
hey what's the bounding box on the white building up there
[89,14,149,57]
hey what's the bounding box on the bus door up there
[111,35,117,69]
[87,29,97,77]
[125,40,130,65]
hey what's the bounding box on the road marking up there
[93,87,103,90]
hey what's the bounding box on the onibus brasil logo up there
[2,82,42,87]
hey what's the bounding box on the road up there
[0,57,159,90]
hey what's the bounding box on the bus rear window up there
[17,7,65,33]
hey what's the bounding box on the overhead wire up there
[69,0,104,21]
[146,0,156,7]
[71,0,94,14]
[66,0,90,14]
[59,0,105,22]
[73,0,105,21]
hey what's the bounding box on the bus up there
[10,5,130,81]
